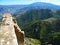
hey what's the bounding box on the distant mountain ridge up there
[0,2,60,18]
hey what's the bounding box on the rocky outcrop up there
[0,13,24,45]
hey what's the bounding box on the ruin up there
[0,13,24,45]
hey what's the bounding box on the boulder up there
[0,13,24,45]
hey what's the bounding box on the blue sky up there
[0,0,60,5]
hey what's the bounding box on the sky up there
[0,0,60,5]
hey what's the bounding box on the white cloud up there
[40,0,60,5]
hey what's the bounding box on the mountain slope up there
[0,2,60,18]
[16,8,60,45]
[16,8,53,28]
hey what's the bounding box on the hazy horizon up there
[0,0,60,5]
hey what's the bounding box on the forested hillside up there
[16,8,60,45]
